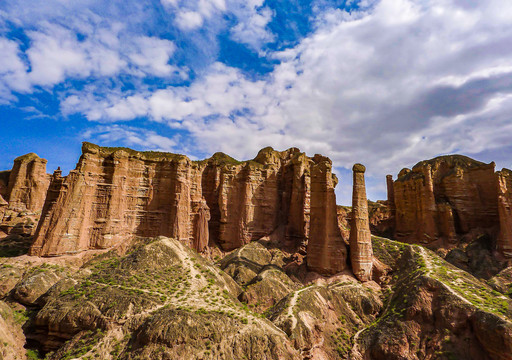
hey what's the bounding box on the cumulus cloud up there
[3,0,512,203]
[161,0,274,49]
[83,125,178,152]
[62,0,512,202]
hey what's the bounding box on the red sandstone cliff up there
[390,155,502,247]
[0,153,51,236]
[29,143,346,267]
[306,155,347,275]
[497,169,512,257]
[6,153,51,212]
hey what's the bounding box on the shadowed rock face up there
[349,164,373,282]
[497,169,512,257]
[306,155,347,275]
[391,155,501,245]
[29,143,342,265]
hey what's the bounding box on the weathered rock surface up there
[12,265,66,306]
[0,301,27,360]
[5,153,50,213]
[306,155,347,275]
[220,241,302,312]
[497,169,512,257]
[29,237,300,359]
[362,236,512,360]
[349,164,373,282]
[30,143,344,269]
[391,155,501,246]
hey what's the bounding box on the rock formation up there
[306,155,347,275]
[5,153,50,212]
[497,169,512,257]
[390,155,500,245]
[193,197,210,252]
[29,143,345,268]
[349,164,372,282]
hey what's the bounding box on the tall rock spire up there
[349,163,373,282]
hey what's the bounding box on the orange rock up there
[30,143,342,264]
[349,164,372,282]
[6,153,50,212]
[306,155,347,275]
[497,169,512,257]
[391,155,499,245]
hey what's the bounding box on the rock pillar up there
[497,170,512,257]
[306,155,347,274]
[349,164,373,282]
[193,198,210,252]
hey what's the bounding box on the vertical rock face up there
[306,155,347,275]
[30,143,341,262]
[349,164,372,282]
[391,155,500,244]
[6,153,51,212]
[497,169,512,257]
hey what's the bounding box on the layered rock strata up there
[497,169,512,257]
[349,164,372,281]
[306,155,347,274]
[6,153,50,212]
[30,143,345,266]
[390,155,500,245]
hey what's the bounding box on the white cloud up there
[161,0,274,50]
[175,11,204,30]
[0,38,30,97]
[83,125,178,152]
[64,0,512,203]
[0,22,179,101]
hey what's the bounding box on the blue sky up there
[2,0,512,204]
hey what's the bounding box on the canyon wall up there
[29,143,346,267]
[388,155,510,252]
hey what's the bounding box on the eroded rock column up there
[349,164,373,282]
[306,155,347,275]
[497,169,512,257]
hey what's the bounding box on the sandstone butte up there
[10,142,353,275]
[386,154,512,257]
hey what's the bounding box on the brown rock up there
[306,155,347,275]
[0,194,7,222]
[497,169,512,257]
[30,143,341,264]
[193,197,210,252]
[392,155,499,245]
[6,153,50,212]
[349,163,373,282]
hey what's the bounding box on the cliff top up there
[82,142,189,161]
[14,153,46,163]
[397,154,493,182]
[82,142,316,168]
[412,154,488,171]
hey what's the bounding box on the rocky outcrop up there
[306,155,347,275]
[391,155,500,245]
[29,143,344,266]
[349,164,373,282]
[497,169,512,257]
[5,153,50,212]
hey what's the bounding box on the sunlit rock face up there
[390,155,501,245]
[349,163,372,282]
[29,143,345,265]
